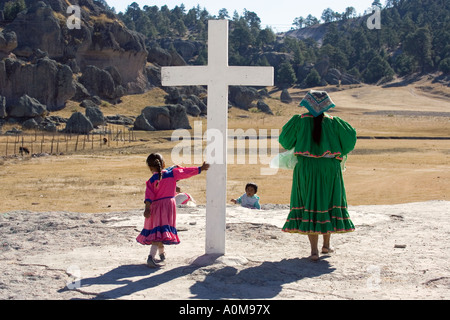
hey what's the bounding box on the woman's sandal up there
[321,247,334,254]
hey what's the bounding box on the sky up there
[105,0,377,32]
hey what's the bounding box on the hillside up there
[0,0,449,137]
[116,0,450,87]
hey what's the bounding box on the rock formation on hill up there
[0,56,75,111]
[134,105,191,131]
[0,0,149,127]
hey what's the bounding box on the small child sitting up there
[231,183,261,210]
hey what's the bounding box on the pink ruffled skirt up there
[136,198,180,245]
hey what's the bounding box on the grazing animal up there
[19,147,30,155]
[103,137,108,145]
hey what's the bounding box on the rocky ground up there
[1,202,448,300]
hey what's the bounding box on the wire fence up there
[0,125,137,158]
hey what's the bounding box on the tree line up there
[2,0,447,88]
[117,0,448,88]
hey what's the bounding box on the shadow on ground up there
[61,255,335,300]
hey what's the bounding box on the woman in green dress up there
[279,90,357,261]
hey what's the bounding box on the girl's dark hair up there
[312,113,324,145]
[146,153,164,186]
[245,183,258,193]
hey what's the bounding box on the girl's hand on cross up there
[200,162,210,172]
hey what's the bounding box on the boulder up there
[76,18,149,94]
[258,88,270,97]
[79,65,124,101]
[72,81,92,102]
[314,59,330,78]
[172,39,200,62]
[105,66,123,86]
[145,65,162,87]
[7,95,47,118]
[91,96,102,105]
[280,89,293,103]
[158,39,202,64]
[135,105,191,131]
[182,99,201,117]
[229,86,259,110]
[0,30,17,58]
[85,106,105,127]
[66,59,80,74]
[147,46,172,66]
[133,114,155,131]
[39,118,58,132]
[259,52,292,69]
[65,112,93,134]
[6,1,64,59]
[324,68,342,85]
[322,68,361,85]
[164,87,183,105]
[46,115,67,125]
[256,100,273,115]
[80,99,98,109]
[0,57,75,111]
[169,50,188,66]
[341,72,361,85]
[22,118,39,130]
[187,95,207,114]
[105,115,134,126]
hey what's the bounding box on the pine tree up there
[305,68,321,87]
[276,62,297,88]
[3,0,26,21]
[403,27,433,73]
[363,55,394,83]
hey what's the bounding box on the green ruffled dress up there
[279,113,357,235]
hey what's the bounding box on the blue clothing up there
[236,194,261,210]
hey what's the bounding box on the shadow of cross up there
[161,19,273,255]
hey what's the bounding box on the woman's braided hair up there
[146,153,164,187]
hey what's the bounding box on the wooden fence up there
[1,126,137,157]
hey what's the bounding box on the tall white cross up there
[161,20,274,255]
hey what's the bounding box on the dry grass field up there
[1,77,449,213]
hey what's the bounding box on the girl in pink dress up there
[136,153,209,268]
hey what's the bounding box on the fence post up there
[51,133,55,154]
[75,135,79,152]
[14,135,18,155]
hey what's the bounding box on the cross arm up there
[161,66,209,86]
[227,66,274,87]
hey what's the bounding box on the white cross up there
[161,20,273,255]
